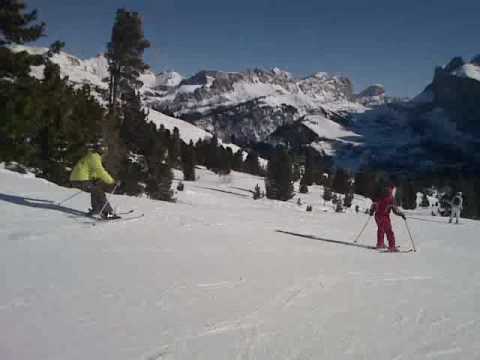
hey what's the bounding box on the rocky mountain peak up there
[471,54,480,66]
[155,71,183,88]
[444,56,465,73]
[353,84,386,106]
[357,84,385,98]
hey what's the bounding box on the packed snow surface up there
[1,167,480,359]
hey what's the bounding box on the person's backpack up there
[453,196,461,206]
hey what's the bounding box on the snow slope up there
[303,115,361,143]
[1,167,479,360]
[147,109,243,155]
[148,109,212,144]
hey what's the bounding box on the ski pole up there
[98,182,120,216]
[56,189,83,206]
[353,216,372,243]
[404,219,417,252]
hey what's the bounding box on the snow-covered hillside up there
[147,109,242,154]
[1,167,479,360]
[148,109,212,144]
[11,45,378,145]
[148,68,370,143]
[10,45,245,151]
[10,45,480,173]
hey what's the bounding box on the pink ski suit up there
[373,194,396,249]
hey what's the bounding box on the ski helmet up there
[87,139,107,154]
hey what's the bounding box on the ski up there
[85,209,135,216]
[377,248,414,253]
[116,209,135,215]
[91,213,145,226]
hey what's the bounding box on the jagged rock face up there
[154,71,183,89]
[432,60,480,132]
[149,68,362,143]
[181,99,299,144]
[443,57,465,73]
[354,84,386,106]
[357,84,385,98]
[471,54,480,66]
[267,120,321,147]
[297,72,354,101]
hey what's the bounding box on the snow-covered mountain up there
[10,44,380,148]
[147,68,376,143]
[11,45,480,174]
[154,71,183,88]
[9,45,244,149]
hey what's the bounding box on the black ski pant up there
[70,181,113,215]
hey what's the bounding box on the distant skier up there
[369,183,406,251]
[69,141,119,219]
[449,192,463,224]
[253,184,261,200]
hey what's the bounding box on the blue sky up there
[28,0,480,97]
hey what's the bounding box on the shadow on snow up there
[275,230,376,250]
[0,192,87,218]
[193,186,250,198]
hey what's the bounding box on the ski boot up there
[101,211,121,220]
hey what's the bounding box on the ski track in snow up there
[1,167,480,359]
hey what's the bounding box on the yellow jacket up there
[69,151,114,184]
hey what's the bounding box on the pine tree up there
[106,8,150,111]
[265,146,294,201]
[335,199,344,213]
[181,140,196,181]
[343,192,354,208]
[253,184,261,200]
[302,147,314,186]
[0,58,104,184]
[401,181,417,210]
[232,149,243,171]
[205,135,220,171]
[323,187,333,202]
[244,150,261,175]
[318,172,330,187]
[169,127,182,167]
[46,40,65,56]
[299,174,309,193]
[291,161,301,182]
[119,89,149,153]
[332,168,350,195]
[145,142,174,201]
[354,169,376,198]
[221,147,233,175]
[103,8,177,200]
[420,193,430,208]
[194,138,207,166]
[394,184,403,206]
[0,0,45,46]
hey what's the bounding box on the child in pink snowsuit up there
[370,186,406,251]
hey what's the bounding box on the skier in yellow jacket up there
[70,141,117,219]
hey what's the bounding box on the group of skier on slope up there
[68,141,464,245]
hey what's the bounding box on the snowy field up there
[1,167,479,360]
